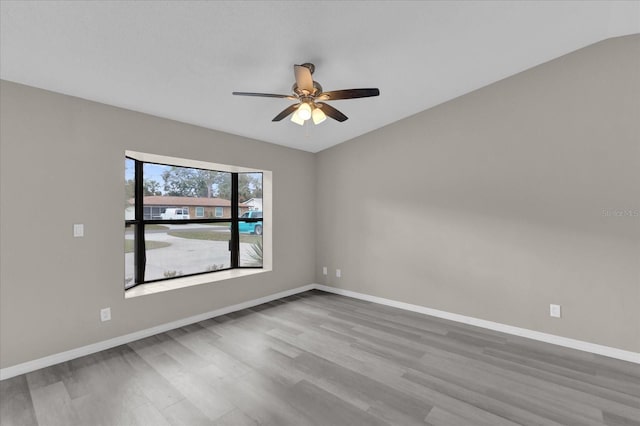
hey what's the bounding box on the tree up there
[237,174,258,203]
[162,167,207,197]
[160,167,263,201]
[209,171,229,199]
[239,173,263,203]
[143,179,162,196]
[161,167,233,198]
[249,174,263,199]
[125,179,135,208]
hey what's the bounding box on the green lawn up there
[203,222,231,227]
[124,239,171,253]
[167,230,260,244]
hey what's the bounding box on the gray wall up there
[0,81,316,368]
[316,35,640,352]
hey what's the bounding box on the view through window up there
[125,156,263,289]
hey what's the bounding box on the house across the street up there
[243,197,262,211]
[125,196,251,220]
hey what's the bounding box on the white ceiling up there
[1,1,639,153]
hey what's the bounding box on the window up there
[125,152,266,291]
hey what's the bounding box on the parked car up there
[238,210,263,235]
[160,208,190,220]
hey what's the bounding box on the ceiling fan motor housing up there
[292,81,323,97]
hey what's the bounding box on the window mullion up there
[134,160,146,284]
[231,173,239,268]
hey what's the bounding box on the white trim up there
[125,268,272,298]
[0,284,315,381]
[2,283,638,381]
[314,284,640,365]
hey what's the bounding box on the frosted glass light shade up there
[312,107,326,124]
[297,102,312,120]
[290,110,305,125]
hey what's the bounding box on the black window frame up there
[125,157,263,290]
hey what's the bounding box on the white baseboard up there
[314,284,640,364]
[2,282,638,381]
[0,284,315,381]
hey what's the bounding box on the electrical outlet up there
[336,269,341,278]
[73,224,84,237]
[549,304,561,318]
[100,307,111,322]
[322,266,327,275]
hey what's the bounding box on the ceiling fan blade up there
[233,92,297,100]
[294,65,314,94]
[272,104,299,121]
[317,102,348,122]
[316,88,380,101]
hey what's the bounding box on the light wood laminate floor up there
[1,290,639,425]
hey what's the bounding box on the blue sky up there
[125,160,169,185]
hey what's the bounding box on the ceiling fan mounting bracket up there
[300,62,315,74]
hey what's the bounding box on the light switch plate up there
[73,224,84,237]
[100,307,111,322]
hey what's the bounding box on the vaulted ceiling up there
[1,1,639,152]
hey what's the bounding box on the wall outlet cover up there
[550,304,561,318]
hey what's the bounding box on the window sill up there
[124,267,271,299]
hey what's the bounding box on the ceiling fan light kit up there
[233,63,380,125]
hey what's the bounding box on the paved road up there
[139,224,231,234]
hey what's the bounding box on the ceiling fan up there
[232,63,380,125]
